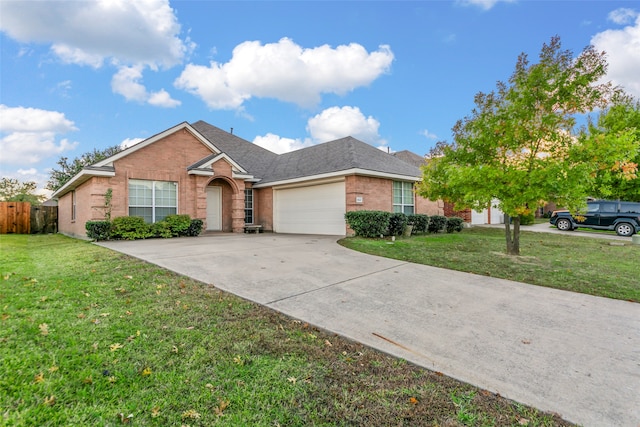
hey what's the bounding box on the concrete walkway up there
[98,233,640,427]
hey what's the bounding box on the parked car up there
[550,200,640,236]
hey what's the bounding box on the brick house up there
[52,121,443,238]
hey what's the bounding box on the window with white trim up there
[71,190,76,221]
[128,179,177,223]
[244,188,254,224]
[393,181,414,214]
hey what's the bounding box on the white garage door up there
[274,181,346,235]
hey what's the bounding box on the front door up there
[206,186,222,231]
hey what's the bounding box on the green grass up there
[340,227,640,302]
[0,234,574,426]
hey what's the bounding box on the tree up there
[418,37,633,255]
[580,96,640,202]
[0,177,46,204]
[47,145,122,192]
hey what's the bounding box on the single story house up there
[52,121,444,238]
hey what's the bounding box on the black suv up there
[550,200,640,236]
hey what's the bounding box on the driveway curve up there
[98,233,639,427]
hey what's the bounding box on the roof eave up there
[252,168,420,189]
[51,168,116,198]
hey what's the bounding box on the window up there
[244,188,254,224]
[393,181,414,214]
[71,190,76,221]
[128,179,177,223]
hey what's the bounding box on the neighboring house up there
[444,201,506,225]
[392,150,502,225]
[52,121,443,238]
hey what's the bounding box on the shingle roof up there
[392,150,426,168]
[191,121,421,185]
[190,121,279,180]
[256,136,421,184]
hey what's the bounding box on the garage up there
[274,181,346,235]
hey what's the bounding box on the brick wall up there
[345,175,393,212]
[443,202,472,222]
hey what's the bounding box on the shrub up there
[186,219,204,237]
[428,215,447,233]
[164,214,192,236]
[85,220,111,241]
[151,221,173,238]
[345,210,390,238]
[446,217,465,233]
[388,212,408,236]
[111,216,151,240]
[407,214,429,234]
[520,212,535,225]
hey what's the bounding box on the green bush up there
[428,215,447,233]
[345,210,391,238]
[151,221,173,238]
[111,216,151,240]
[85,221,111,241]
[186,219,204,237]
[520,212,535,225]
[388,212,408,236]
[446,217,465,233]
[407,214,429,234]
[164,214,192,236]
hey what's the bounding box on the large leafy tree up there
[47,145,122,192]
[580,96,640,202]
[418,37,634,255]
[0,178,46,204]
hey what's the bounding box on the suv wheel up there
[556,218,572,231]
[615,223,634,237]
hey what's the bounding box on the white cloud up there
[51,44,105,69]
[0,0,192,69]
[0,105,77,133]
[252,133,313,154]
[420,129,438,140]
[307,106,386,146]
[456,0,515,11]
[608,8,639,25]
[119,138,145,149]
[148,89,181,108]
[0,105,79,167]
[111,66,148,102]
[0,0,191,107]
[252,106,387,154]
[175,38,394,110]
[591,14,640,98]
[112,65,181,107]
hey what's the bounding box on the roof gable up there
[94,122,218,167]
[190,121,279,180]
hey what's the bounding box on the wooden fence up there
[0,202,58,234]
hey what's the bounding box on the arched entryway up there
[205,178,238,232]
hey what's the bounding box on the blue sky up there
[1,0,639,196]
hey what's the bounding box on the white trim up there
[232,172,255,180]
[51,168,115,198]
[253,168,420,189]
[272,176,345,190]
[195,153,248,174]
[188,169,215,176]
[94,122,219,167]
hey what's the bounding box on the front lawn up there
[0,234,573,426]
[339,227,639,302]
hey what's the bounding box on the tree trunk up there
[504,214,521,256]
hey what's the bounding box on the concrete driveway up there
[98,233,639,427]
